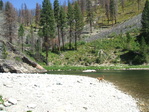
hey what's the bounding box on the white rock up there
[3,83,13,88]
[4,102,12,107]
[8,98,17,105]
[0,104,4,110]
[27,104,37,109]
[82,70,96,72]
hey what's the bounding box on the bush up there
[2,43,8,59]
[0,95,4,104]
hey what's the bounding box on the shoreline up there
[0,73,140,112]
[43,65,149,71]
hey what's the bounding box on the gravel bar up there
[0,73,140,112]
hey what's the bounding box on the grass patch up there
[43,64,149,71]
[0,95,4,105]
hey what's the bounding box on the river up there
[48,70,149,112]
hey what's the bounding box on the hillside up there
[84,14,142,42]
[0,11,46,73]
[1,0,148,72]
[41,12,145,70]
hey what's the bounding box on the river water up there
[48,70,149,112]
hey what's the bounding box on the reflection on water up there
[48,70,149,111]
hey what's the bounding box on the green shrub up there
[2,44,8,59]
[15,56,22,61]
[0,95,4,104]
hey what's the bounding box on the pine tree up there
[18,24,24,52]
[141,0,149,45]
[0,0,3,10]
[54,0,61,51]
[59,6,67,50]
[35,3,41,27]
[137,0,141,11]
[121,0,125,12]
[4,2,17,43]
[67,1,74,49]
[105,0,110,24]
[110,0,118,25]
[39,0,55,65]
[140,37,149,63]
[126,32,131,50]
[86,0,93,33]
[30,25,35,52]
[78,0,86,15]
[74,2,84,50]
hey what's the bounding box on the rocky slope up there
[0,41,46,73]
[0,11,46,73]
[84,14,142,42]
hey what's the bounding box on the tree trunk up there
[9,26,12,43]
[45,36,49,65]
[61,29,65,51]
[75,31,77,50]
[58,27,61,51]
[69,27,72,50]
[90,20,92,33]
[31,32,34,53]
[46,45,48,65]
[22,36,23,52]
[138,0,140,11]
[115,16,117,24]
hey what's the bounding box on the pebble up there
[3,102,11,107]
[56,83,62,85]
[8,98,17,105]
[27,104,37,109]
[0,104,4,110]
[3,83,13,88]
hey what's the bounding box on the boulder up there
[0,59,46,73]
[0,41,47,73]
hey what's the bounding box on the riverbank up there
[44,65,149,71]
[0,73,139,112]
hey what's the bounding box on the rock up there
[0,60,22,73]
[3,83,13,88]
[27,104,37,109]
[0,59,46,73]
[0,104,4,110]
[8,98,17,105]
[140,102,145,106]
[83,107,88,110]
[77,81,81,83]
[36,64,44,70]
[82,70,96,72]
[56,83,62,85]
[4,102,12,107]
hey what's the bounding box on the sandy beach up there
[0,73,140,112]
